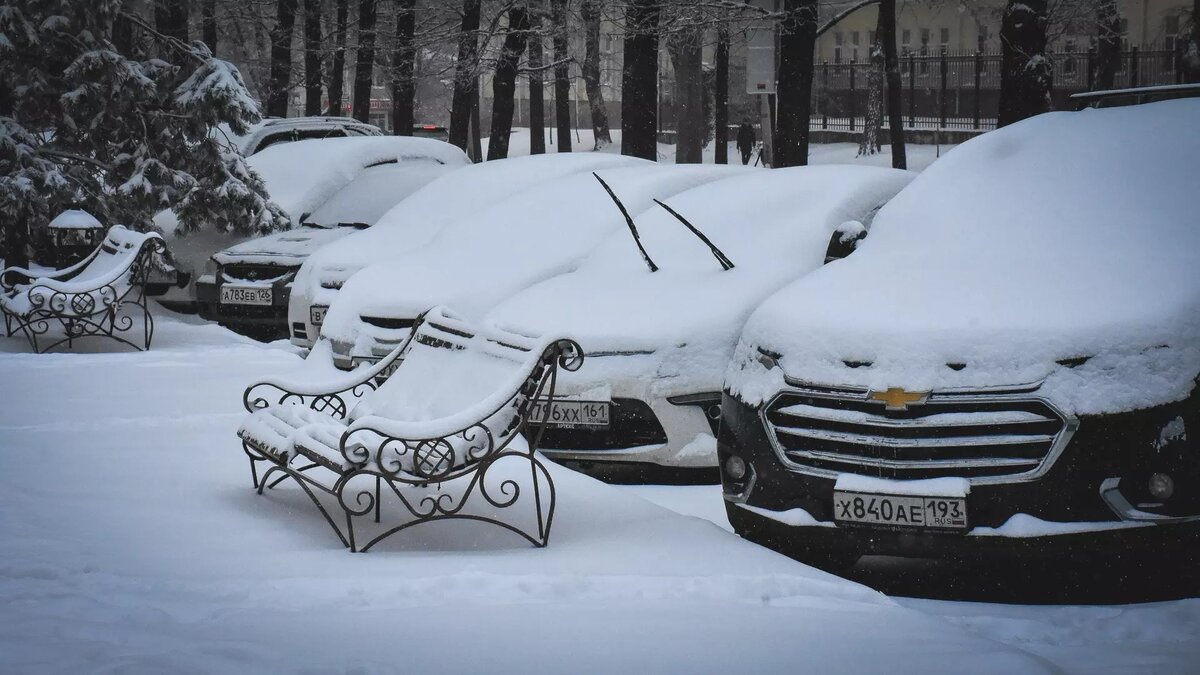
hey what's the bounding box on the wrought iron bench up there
[237,306,582,551]
[1,225,165,353]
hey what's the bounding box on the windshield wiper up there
[652,199,735,271]
[593,172,658,273]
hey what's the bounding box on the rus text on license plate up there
[531,400,610,428]
[220,285,272,306]
[833,491,968,531]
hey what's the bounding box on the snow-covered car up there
[289,153,684,350]
[719,98,1200,569]
[222,116,382,156]
[484,166,912,478]
[316,161,750,369]
[159,135,468,320]
[195,137,470,334]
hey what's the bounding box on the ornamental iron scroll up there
[237,313,581,552]
[1,235,164,353]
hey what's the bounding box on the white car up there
[315,162,751,370]
[289,153,694,351]
[484,165,913,477]
[158,136,468,318]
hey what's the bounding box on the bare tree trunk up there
[201,0,217,55]
[487,7,531,160]
[581,0,611,150]
[327,0,348,115]
[351,0,378,123]
[1094,0,1120,90]
[858,11,884,157]
[449,0,482,152]
[470,88,483,162]
[998,0,1050,127]
[714,25,728,164]
[392,0,416,135]
[775,0,817,167]
[1188,0,1200,82]
[267,0,298,118]
[304,0,323,116]
[154,0,189,43]
[879,0,906,169]
[551,0,572,152]
[528,5,546,154]
[669,30,704,164]
[620,0,659,160]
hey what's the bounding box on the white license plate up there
[220,285,272,306]
[310,305,328,325]
[833,491,968,531]
[531,400,610,428]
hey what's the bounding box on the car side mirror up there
[824,220,867,264]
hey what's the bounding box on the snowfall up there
[0,314,1197,674]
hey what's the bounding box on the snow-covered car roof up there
[297,152,651,288]
[485,166,912,391]
[217,116,382,155]
[246,136,471,227]
[320,162,752,342]
[730,99,1200,415]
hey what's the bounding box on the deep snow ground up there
[0,313,1054,674]
[624,484,1200,674]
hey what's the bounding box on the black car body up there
[718,99,1200,567]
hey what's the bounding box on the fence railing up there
[812,43,1190,133]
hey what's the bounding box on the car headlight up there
[202,257,219,278]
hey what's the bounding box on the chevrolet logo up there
[868,387,929,411]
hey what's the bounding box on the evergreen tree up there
[0,1,287,267]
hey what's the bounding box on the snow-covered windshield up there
[304,160,455,228]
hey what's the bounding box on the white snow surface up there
[319,162,749,343]
[486,166,913,398]
[47,208,101,229]
[626,483,1200,675]
[0,315,1060,674]
[730,100,1200,415]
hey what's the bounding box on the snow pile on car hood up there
[244,136,469,227]
[488,165,913,397]
[295,152,642,298]
[212,162,459,266]
[320,163,747,345]
[729,99,1200,415]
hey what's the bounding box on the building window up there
[1063,38,1077,74]
[940,27,950,47]
[902,29,911,48]
[1165,15,1180,52]
[978,25,989,51]
[919,29,930,74]
[868,30,876,46]
[834,31,843,64]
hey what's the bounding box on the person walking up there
[736,120,756,165]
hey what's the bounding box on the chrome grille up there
[221,263,295,283]
[764,388,1073,483]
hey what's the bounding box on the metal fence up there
[812,43,1190,133]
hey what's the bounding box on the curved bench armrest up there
[242,315,428,416]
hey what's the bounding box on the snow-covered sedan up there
[316,161,750,370]
[289,153,653,349]
[719,98,1200,570]
[485,166,912,479]
[184,136,469,334]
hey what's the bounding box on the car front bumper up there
[718,388,1200,558]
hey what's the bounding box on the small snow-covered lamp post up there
[47,210,104,267]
